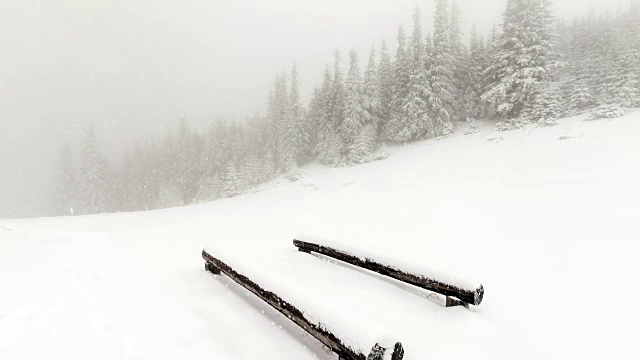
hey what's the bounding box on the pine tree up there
[403,7,433,140]
[285,63,307,167]
[562,16,596,115]
[156,129,181,208]
[482,0,559,120]
[378,41,394,137]
[305,86,321,159]
[329,50,346,165]
[342,49,368,163]
[222,161,242,197]
[54,143,76,215]
[362,46,383,138]
[466,26,486,119]
[140,141,160,210]
[276,74,293,171]
[76,128,111,215]
[522,84,563,126]
[384,26,411,141]
[449,1,466,121]
[172,116,201,204]
[316,65,337,165]
[430,0,456,136]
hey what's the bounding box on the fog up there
[0,0,622,218]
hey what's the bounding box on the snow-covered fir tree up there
[465,25,486,119]
[76,128,112,215]
[403,7,433,140]
[482,0,559,120]
[430,0,456,136]
[54,143,76,215]
[448,1,467,122]
[377,41,394,137]
[172,116,202,204]
[384,26,412,142]
[328,50,346,165]
[362,47,383,139]
[284,63,307,168]
[315,66,337,165]
[341,49,368,164]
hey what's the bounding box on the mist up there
[0,0,624,218]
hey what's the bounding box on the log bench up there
[202,249,404,360]
[293,238,484,307]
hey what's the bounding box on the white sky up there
[0,0,623,218]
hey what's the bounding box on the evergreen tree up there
[362,46,383,137]
[172,116,201,204]
[305,87,321,159]
[378,41,394,136]
[482,0,559,119]
[403,7,433,140]
[342,49,368,163]
[449,1,467,121]
[384,26,411,141]
[286,63,310,165]
[328,50,346,164]
[430,0,456,136]
[54,143,76,215]
[316,66,338,165]
[522,84,563,125]
[221,161,242,197]
[466,26,486,119]
[157,130,181,208]
[76,128,111,215]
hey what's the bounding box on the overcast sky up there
[0,0,623,218]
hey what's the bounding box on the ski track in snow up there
[1,111,640,359]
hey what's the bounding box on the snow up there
[2,110,640,359]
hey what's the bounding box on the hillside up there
[1,110,639,359]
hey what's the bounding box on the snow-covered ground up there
[2,110,639,359]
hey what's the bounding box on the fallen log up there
[202,249,404,360]
[293,238,484,307]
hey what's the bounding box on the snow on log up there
[202,249,404,360]
[293,235,484,306]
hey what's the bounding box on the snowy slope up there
[2,110,640,359]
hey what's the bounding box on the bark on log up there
[293,239,484,306]
[202,249,404,360]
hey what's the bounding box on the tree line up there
[54,0,640,216]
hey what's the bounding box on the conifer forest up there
[54,0,640,216]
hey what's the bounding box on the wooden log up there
[293,239,484,306]
[202,249,404,360]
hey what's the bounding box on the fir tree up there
[54,143,76,215]
[378,41,394,136]
[342,49,367,163]
[449,1,467,121]
[466,26,486,119]
[384,26,411,141]
[403,7,433,140]
[482,0,559,119]
[286,63,307,167]
[362,46,383,137]
[329,50,346,164]
[430,0,456,136]
[306,87,321,159]
[76,128,111,215]
[316,66,337,165]
[173,116,202,204]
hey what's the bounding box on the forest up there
[53,0,640,216]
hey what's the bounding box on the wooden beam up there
[293,239,484,307]
[202,249,404,360]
